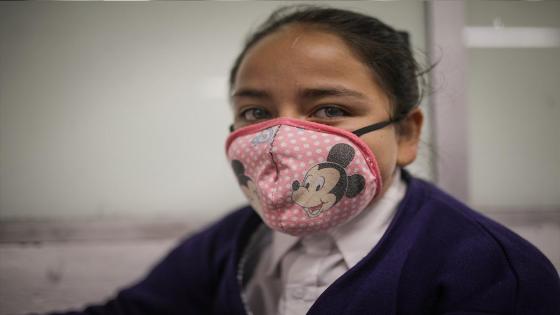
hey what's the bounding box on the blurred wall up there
[466,1,560,209]
[0,2,429,314]
[0,1,430,224]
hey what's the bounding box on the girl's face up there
[231,24,422,194]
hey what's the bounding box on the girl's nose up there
[277,106,305,120]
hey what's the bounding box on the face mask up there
[225,118,395,236]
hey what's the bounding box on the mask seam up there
[268,126,281,207]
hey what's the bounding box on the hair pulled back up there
[229,5,428,122]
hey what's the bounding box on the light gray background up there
[0,1,430,222]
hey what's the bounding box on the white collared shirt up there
[242,169,407,315]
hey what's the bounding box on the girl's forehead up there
[233,26,382,96]
[262,24,346,50]
[240,25,361,70]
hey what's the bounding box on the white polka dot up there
[294,147,300,151]
[316,149,322,154]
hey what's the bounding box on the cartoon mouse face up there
[292,163,344,217]
[231,160,262,212]
[291,143,365,217]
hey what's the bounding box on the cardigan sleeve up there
[396,184,560,315]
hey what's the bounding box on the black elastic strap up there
[230,118,401,136]
[352,117,402,137]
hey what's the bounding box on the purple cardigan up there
[48,172,560,315]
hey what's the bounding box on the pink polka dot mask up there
[226,118,392,236]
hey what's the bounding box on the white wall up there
[466,1,560,209]
[0,2,430,223]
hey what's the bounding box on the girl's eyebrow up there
[231,88,271,99]
[299,86,367,100]
[231,86,367,100]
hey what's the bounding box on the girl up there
[47,5,559,315]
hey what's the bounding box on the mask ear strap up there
[352,119,395,137]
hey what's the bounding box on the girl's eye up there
[240,108,272,121]
[313,106,349,119]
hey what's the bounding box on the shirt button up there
[291,287,305,299]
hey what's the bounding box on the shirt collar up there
[265,168,407,275]
[266,229,299,276]
[330,168,406,268]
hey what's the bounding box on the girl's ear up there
[396,108,423,167]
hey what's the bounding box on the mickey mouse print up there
[226,118,381,236]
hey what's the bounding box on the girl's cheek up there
[362,132,399,187]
